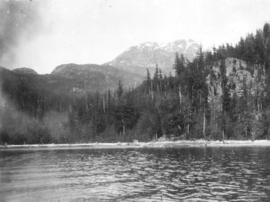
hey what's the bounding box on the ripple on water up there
[1,147,270,201]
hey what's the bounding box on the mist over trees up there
[1,23,270,144]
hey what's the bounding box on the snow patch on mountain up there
[106,39,200,76]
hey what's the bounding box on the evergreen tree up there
[117,80,123,100]
[220,58,230,140]
[174,53,185,77]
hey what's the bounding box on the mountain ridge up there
[51,63,143,91]
[106,39,200,76]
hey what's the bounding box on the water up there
[1,147,270,201]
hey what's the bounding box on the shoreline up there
[1,140,270,151]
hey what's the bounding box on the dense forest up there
[1,23,270,144]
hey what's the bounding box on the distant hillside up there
[13,67,38,75]
[106,39,200,76]
[51,63,143,93]
[0,64,143,102]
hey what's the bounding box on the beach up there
[1,140,270,151]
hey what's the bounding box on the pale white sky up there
[14,0,270,73]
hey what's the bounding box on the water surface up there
[1,147,270,201]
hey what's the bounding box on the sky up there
[1,0,270,74]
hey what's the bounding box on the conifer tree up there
[117,80,123,100]
[174,53,185,77]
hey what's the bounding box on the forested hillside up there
[1,23,270,144]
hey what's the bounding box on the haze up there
[1,0,270,74]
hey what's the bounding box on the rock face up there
[106,39,200,76]
[207,57,265,108]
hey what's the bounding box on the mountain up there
[13,67,38,75]
[51,63,143,93]
[106,39,200,76]
[1,63,143,101]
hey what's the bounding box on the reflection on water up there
[1,147,270,201]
